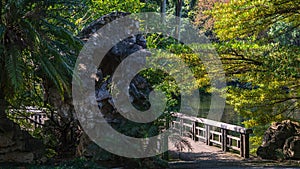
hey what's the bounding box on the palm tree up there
[0,0,82,122]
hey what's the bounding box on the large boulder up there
[76,132,114,161]
[257,120,300,160]
[283,136,300,159]
[0,118,45,163]
[76,11,152,160]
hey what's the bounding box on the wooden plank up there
[180,118,183,136]
[183,123,192,128]
[227,135,240,141]
[228,145,240,151]
[210,140,221,145]
[196,130,205,138]
[196,126,205,131]
[192,122,197,141]
[171,112,252,158]
[172,112,253,134]
[196,135,205,140]
[205,125,212,146]
[221,129,228,152]
[244,133,250,158]
[240,133,244,157]
[162,118,169,160]
[210,130,222,136]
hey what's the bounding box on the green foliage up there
[5,50,25,90]
[92,0,143,14]
[142,32,221,120]
[204,0,300,152]
[45,148,57,159]
[0,0,88,161]
[141,0,160,12]
[56,158,105,169]
[269,21,300,46]
[77,0,144,27]
[140,0,198,20]
[275,149,285,161]
[0,158,105,169]
[210,0,299,41]
[7,0,300,165]
[0,0,84,98]
[7,110,35,129]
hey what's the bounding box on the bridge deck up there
[167,137,300,169]
[168,137,243,168]
[168,137,242,161]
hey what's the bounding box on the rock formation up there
[0,118,45,163]
[283,136,300,159]
[76,12,153,159]
[257,120,300,160]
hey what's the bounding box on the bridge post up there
[180,118,183,136]
[192,121,198,141]
[240,133,250,158]
[192,122,195,140]
[244,133,250,158]
[162,118,169,160]
[221,129,228,152]
[172,113,252,158]
[205,125,211,146]
[240,133,244,157]
[38,114,42,127]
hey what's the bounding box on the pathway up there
[168,137,300,169]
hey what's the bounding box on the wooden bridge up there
[167,114,300,168]
[9,107,48,129]
[169,113,253,158]
[11,108,253,159]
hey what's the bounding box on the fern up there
[169,134,193,152]
[38,50,66,94]
[5,50,25,90]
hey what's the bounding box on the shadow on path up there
[168,137,300,169]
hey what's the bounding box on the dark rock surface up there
[257,120,300,160]
[283,136,300,159]
[0,118,45,163]
[76,12,153,159]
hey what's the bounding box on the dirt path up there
[168,137,300,169]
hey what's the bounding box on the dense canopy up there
[0,0,299,167]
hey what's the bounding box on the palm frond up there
[0,25,5,40]
[38,51,66,94]
[1,0,86,101]
[169,134,193,152]
[5,49,25,90]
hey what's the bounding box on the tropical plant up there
[0,0,87,160]
[0,0,85,117]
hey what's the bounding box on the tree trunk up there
[161,0,167,23]
[0,87,7,119]
[175,0,183,41]
[45,86,80,157]
[175,0,182,17]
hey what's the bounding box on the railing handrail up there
[8,108,49,129]
[171,112,253,158]
[172,112,253,134]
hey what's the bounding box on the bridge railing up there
[8,107,49,130]
[171,112,253,158]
